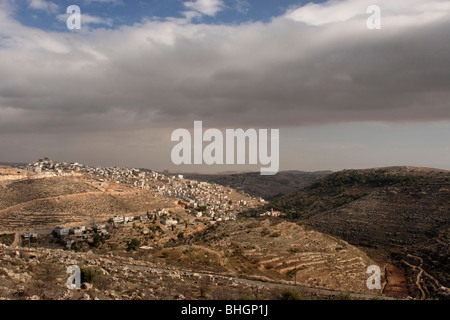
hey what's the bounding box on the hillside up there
[270,166,450,299]
[1,163,447,300]
[0,174,178,233]
[177,218,384,296]
[0,165,389,300]
[181,170,332,200]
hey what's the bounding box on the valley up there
[0,162,448,300]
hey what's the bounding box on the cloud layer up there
[0,0,449,169]
[184,0,225,16]
[1,0,450,132]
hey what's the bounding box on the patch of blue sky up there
[12,0,331,32]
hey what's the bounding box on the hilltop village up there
[26,158,266,213]
[19,158,267,248]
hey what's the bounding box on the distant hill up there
[0,162,27,168]
[181,170,333,200]
[270,166,450,299]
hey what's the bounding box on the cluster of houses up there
[28,159,280,226]
[26,158,83,175]
[25,158,265,224]
[26,158,161,185]
[17,159,284,250]
[50,208,180,244]
[46,207,186,249]
[256,208,286,218]
[16,159,281,250]
[107,209,178,226]
[156,178,266,221]
[52,224,109,248]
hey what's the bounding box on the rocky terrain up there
[0,164,390,300]
[1,164,447,300]
[271,166,450,299]
[179,218,383,295]
[0,244,288,300]
[0,174,177,233]
[0,222,386,300]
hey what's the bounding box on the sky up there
[0,0,449,172]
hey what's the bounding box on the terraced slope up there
[271,166,450,299]
[0,176,99,209]
[0,175,177,232]
[184,218,383,295]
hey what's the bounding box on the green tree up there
[127,238,141,251]
[280,288,305,300]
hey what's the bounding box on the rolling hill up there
[181,170,332,200]
[270,166,450,299]
[0,174,177,233]
[178,217,384,296]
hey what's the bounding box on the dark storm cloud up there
[1,0,450,135]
